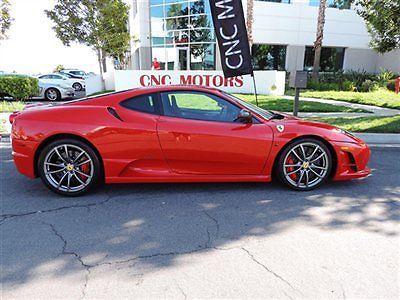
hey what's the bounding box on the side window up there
[161,91,241,123]
[39,75,49,79]
[52,75,62,79]
[120,93,158,115]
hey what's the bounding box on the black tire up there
[276,138,332,191]
[45,88,61,101]
[38,138,102,196]
[72,82,82,91]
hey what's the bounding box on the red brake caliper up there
[79,162,90,181]
[286,156,298,181]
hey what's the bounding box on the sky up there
[0,0,99,75]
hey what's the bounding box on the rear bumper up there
[12,138,37,178]
[332,141,371,181]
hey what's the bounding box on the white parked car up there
[61,69,88,79]
[38,73,86,91]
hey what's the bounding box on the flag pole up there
[251,73,259,107]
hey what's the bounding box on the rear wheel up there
[276,138,332,191]
[38,139,101,196]
[72,82,82,91]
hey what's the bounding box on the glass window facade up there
[257,0,351,9]
[252,44,287,71]
[304,46,345,72]
[150,0,216,70]
[256,0,291,3]
[309,0,351,9]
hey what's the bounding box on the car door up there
[157,91,273,175]
[51,74,71,86]
[108,92,169,177]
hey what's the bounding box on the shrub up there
[386,79,396,92]
[341,80,356,91]
[307,79,339,91]
[0,76,39,100]
[377,68,394,87]
[360,80,379,92]
[341,70,377,91]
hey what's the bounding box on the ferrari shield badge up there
[276,125,285,132]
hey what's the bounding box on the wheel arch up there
[272,134,337,179]
[34,133,104,180]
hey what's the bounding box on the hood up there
[268,113,365,144]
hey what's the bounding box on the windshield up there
[223,92,275,120]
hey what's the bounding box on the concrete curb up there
[354,133,400,145]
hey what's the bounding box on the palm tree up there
[0,0,13,40]
[246,0,254,52]
[312,0,327,81]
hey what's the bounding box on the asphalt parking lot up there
[1,140,399,299]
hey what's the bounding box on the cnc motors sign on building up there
[114,71,285,95]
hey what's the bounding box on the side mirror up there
[236,109,252,123]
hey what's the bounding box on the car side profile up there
[38,73,86,92]
[37,81,75,101]
[10,86,371,196]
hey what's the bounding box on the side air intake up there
[107,107,123,121]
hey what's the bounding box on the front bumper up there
[61,89,75,98]
[331,141,371,181]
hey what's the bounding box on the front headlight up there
[334,127,355,138]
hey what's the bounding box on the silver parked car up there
[37,81,75,101]
[38,73,86,92]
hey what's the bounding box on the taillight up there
[9,111,20,124]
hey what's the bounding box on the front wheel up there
[38,139,101,196]
[276,138,332,191]
[45,88,61,101]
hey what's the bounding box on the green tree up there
[0,0,13,40]
[356,0,400,53]
[45,0,130,88]
[53,64,65,72]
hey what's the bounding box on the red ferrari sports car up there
[10,86,371,196]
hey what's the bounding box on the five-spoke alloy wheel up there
[73,82,83,91]
[45,88,61,101]
[277,138,332,190]
[38,139,101,196]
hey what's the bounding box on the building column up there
[285,45,305,74]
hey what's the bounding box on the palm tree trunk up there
[312,0,327,81]
[246,0,254,52]
[97,48,106,91]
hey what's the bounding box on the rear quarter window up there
[120,93,158,115]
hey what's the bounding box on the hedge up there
[0,76,39,100]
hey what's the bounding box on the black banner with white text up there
[209,0,253,78]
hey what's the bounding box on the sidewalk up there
[282,95,400,118]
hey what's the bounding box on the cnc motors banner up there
[113,71,286,95]
[209,0,253,78]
